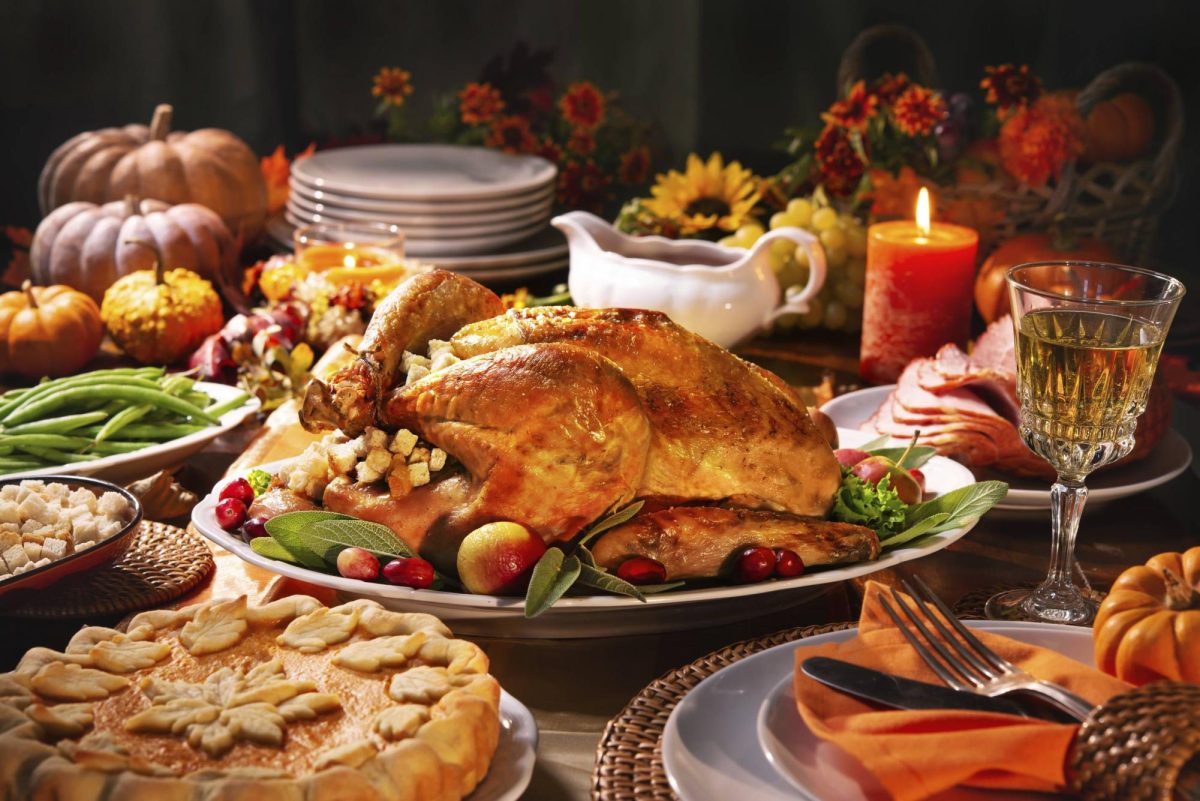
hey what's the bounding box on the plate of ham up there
[822,317,1192,510]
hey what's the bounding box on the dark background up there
[3,0,1199,286]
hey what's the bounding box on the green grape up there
[777,263,809,291]
[846,258,867,287]
[786,198,814,227]
[718,235,742,249]
[737,223,765,242]
[845,225,868,258]
[811,207,839,232]
[823,300,848,329]
[794,248,810,268]
[825,248,848,270]
[796,297,824,329]
[770,211,800,230]
[770,238,797,261]
[819,227,847,252]
[835,280,864,309]
[775,313,800,332]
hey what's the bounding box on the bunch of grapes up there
[719,195,867,333]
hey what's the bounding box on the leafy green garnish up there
[249,536,301,564]
[245,468,273,497]
[302,518,418,561]
[524,548,582,618]
[904,480,1009,533]
[830,473,909,539]
[577,563,646,601]
[866,445,936,469]
[264,511,348,569]
[578,500,645,548]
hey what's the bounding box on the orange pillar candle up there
[860,188,978,384]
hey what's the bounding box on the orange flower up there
[822,80,879,132]
[458,82,505,126]
[534,138,564,165]
[998,95,1083,187]
[372,67,413,108]
[566,129,596,157]
[892,85,947,137]
[260,143,315,217]
[557,160,611,213]
[559,82,606,130]
[981,64,1042,116]
[872,72,911,104]
[618,145,651,185]
[868,166,932,218]
[815,124,865,197]
[485,115,538,154]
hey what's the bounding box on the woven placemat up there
[954,582,1106,622]
[592,621,854,801]
[0,522,214,620]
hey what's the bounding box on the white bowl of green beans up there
[0,368,260,484]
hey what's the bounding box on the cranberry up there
[909,468,927,495]
[336,547,380,581]
[616,556,668,585]
[220,477,255,506]
[215,498,247,531]
[773,548,806,578]
[382,557,436,589]
[735,546,776,583]
[242,516,269,541]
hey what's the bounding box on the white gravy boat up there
[553,211,826,348]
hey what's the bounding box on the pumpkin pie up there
[0,595,501,800]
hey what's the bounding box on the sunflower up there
[559,82,606,130]
[458,82,505,126]
[891,85,947,137]
[822,80,879,132]
[372,67,413,108]
[643,153,761,237]
[485,115,538,154]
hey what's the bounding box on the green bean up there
[5,386,218,427]
[90,440,160,455]
[204,391,252,419]
[0,368,164,419]
[18,446,99,464]
[0,412,109,436]
[93,404,151,444]
[76,423,207,440]
[0,459,46,473]
[1,376,167,424]
[0,433,92,451]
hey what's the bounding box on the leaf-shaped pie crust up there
[314,739,377,770]
[372,703,429,741]
[277,692,342,722]
[89,638,171,674]
[387,666,453,704]
[31,663,129,702]
[28,702,94,738]
[414,637,488,675]
[179,597,249,656]
[277,607,360,653]
[331,632,428,673]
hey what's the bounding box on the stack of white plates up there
[270,144,568,282]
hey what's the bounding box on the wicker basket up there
[839,25,1184,263]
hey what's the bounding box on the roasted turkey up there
[275,270,876,578]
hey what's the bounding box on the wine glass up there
[986,261,1185,624]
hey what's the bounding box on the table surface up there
[2,333,1197,801]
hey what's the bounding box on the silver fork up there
[877,576,1095,722]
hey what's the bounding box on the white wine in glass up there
[986,262,1185,624]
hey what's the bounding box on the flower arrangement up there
[371,44,655,214]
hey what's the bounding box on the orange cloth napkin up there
[791,581,1131,801]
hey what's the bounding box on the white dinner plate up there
[822,385,1193,510]
[291,178,557,219]
[291,144,556,201]
[286,195,552,238]
[284,209,546,258]
[0,383,260,485]
[471,690,538,801]
[663,620,1092,801]
[192,428,981,638]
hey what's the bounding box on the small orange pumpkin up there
[974,231,1114,323]
[1093,547,1200,685]
[1081,92,1155,163]
[0,282,103,379]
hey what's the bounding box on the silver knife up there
[801,656,1031,717]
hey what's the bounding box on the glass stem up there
[1043,479,1087,595]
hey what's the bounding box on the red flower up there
[814,124,866,197]
[981,64,1042,116]
[872,72,911,104]
[559,82,606,130]
[557,160,611,213]
[618,145,651,186]
[998,95,1083,187]
[485,115,538,154]
[566,129,596,157]
[533,137,563,165]
[458,82,505,126]
[372,67,413,108]
[821,80,879,132]
[892,85,947,137]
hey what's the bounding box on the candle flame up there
[343,254,357,269]
[915,187,932,235]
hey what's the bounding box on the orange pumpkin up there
[1093,547,1200,685]
[0,282,103,379]
[1081,92,1155,163]
[974,232,1114,323]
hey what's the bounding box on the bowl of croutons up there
[0,475,142,601]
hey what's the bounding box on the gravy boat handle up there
[759,227,828,323]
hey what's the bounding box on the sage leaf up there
[578,500,645,548]
[264,510,353,540]
[265,527,331,571]
[303,518,418,561]
[249,536,301,565]
[905,480,1009,533]
[576,563,646,602]
[857,434,890,451]
[524,549,582,618]
[866,445,937,469]
[640,581,686,594]
[881,512,951,548]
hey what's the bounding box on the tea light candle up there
[860,188,978,384]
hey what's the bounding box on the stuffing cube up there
[429,448,448,472]
[326,442,359,476]
[0,530,18,552]
[22,542,41,561]
[76,540,94,551]
[41,538,68,560]
[2,544,29,572]
[20,480,45,494]
[407,447,430,465]
[431,351,459,373]
[408,462,430,488]
[427,339,452,359]
[0,485,18,502]
[387,456,413,497]
[355,461,383,485]
[44,483,68,502]
[349,435,368,458]
[96,520,122,542]
[402,351,432,373]
[405,365,430,386]
[97,492,128,518]
[20,519,44,535]
[286,470,308,493]
[365,428,388,451]
[389,429,418,457]
[365,448,392,473]
[68,488,97,513]
[33,558,51,568]
[71,515,99,544]
[18,493,48,524]
[0,501,19,526]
